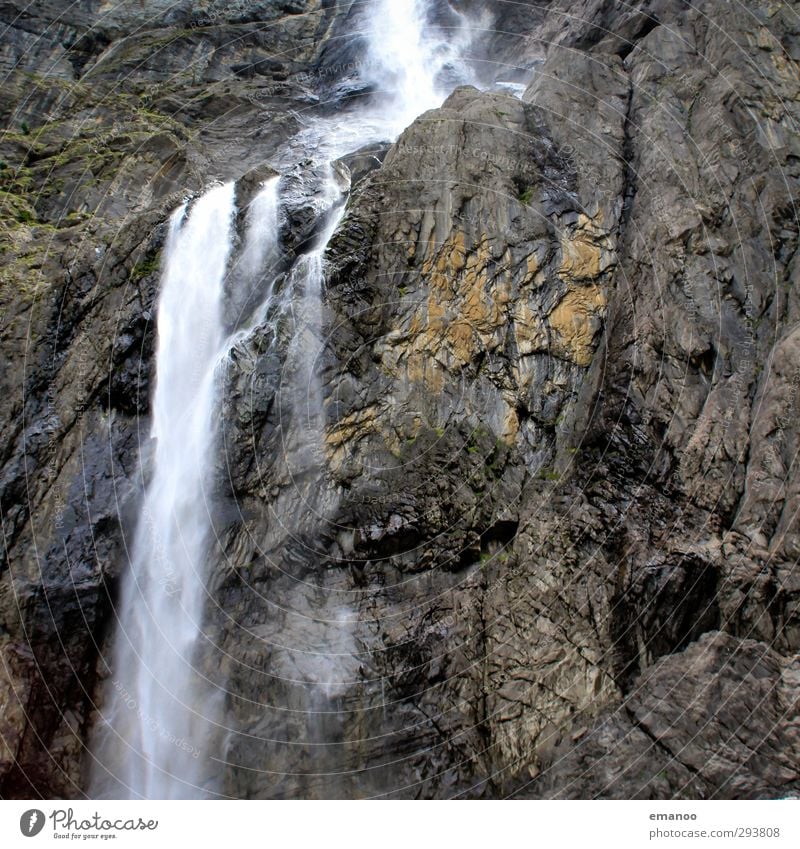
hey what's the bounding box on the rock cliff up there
[1,0,799,799]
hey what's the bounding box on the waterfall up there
[91,0,489,800]
[283,166,348,457]
[366,0,443,128]
[225,176,283,346]
[239,179,281,285]
[290,0,483,162]
[91,177,289,797]
[91,183,236,798]
[364,0,482,134]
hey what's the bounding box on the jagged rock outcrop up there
[1,0,799,799]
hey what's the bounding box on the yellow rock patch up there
[326,405,380,447]
[548,285,606,367]
[558,213,613,281]
[325,404,383,471]
[512,300,547,356]
[400,230,510,371]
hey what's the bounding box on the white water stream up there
[92,183,236,798]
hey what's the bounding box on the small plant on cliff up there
[130,253,161,282]
[518,186,534,205]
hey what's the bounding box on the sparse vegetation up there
[131,253,161,282]
[0,191,38,224]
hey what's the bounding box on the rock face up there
[1,0,799,799]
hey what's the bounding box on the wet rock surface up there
[1,0,799,799]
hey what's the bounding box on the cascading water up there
[90,179,285,798]
[289,0,483,162]
[91,0,490,800]
[364,0,484,134]
[239,179,281,285]
[91,183,236,798]
[365,0,445,129]
[281,166,348,468]
[225,176,283,346]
